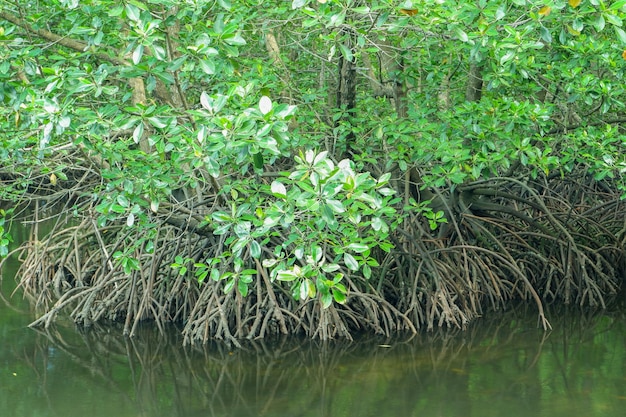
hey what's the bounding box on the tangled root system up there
[5,164,625,345]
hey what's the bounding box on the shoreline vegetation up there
[2,1,626,345]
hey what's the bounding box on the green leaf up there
[224,33,246,46]
[347,243,369,253]
[251,152,264,171]
[133,123,144,144]
[199,59,215,75]
[615,26,626,44]
[540,26,552,43]
[223,277,235,293]
[250,240,261,258]
[217,0,232,10]
[321,292,332,308]
[300,278,314,300]
[117,194,130,208]
[362,263,372,279]
[332,289,346,304]
[277,270,298,281]
[292,0,307,9]
[344,253,359,271]
[322,263,341,273]
[238,279,249,296]
[125,3,140,21]
[455,27,469,43]
[132,44,144,65]
[339,43,353,62]
[606,13,622,27]
[326,199,345,213]
[148,117,168,129]
[259,95,272,115]
[271,180,287,198]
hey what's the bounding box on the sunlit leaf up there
[271,180,287,198]
[332,290,346,304]
[615,26,626,44]
[344,253,359,271]
[568,0,581,7]
[321,292,332,308]
[200,91,212,112]
[223,277,235,293]
[455,27,469,42]
[277,270,298,282]
[250,240,261,258]
[125,3,140,21]
[259,95,272,115]
[238,280,249,296]
[132,44,144,64]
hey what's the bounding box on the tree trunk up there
[336,30,357,157]
[465,62,483,102]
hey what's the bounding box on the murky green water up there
[2,228,626,417]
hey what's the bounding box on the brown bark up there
[265,29,293,103]
[336,31,357,156]
[465,62,484,102]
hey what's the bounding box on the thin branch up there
[0,10,128,67]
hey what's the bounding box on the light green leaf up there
[326,199,345,213]
[125,3,140,21]
[615,26,626,44]
[217,0,232,10]
[259,95,272,115]
[347,243,369,253]
[271,180,287,198]
[199,59,215,75]
[117,194,130,208]
[132,44,144,64]
[606,13,622,27]
[277,270,298,282]
[344,253,359,271]
[339,43,353,62]
[223,277,235,293]
[332,290,346,304]
[321,292,332,308]
[250,240,261,258]
[455,27,469,43]
[133,123,144,144]
[238,280,248,296]
[224,33,246,46]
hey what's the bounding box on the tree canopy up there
[2,0,626,344]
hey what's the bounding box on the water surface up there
[2,239,626,417]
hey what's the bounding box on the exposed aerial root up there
[7,166,626,344]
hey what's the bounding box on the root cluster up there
[4,161,625,344]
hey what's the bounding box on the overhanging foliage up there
[1,0,626,344]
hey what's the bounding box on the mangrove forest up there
[2,0,626,346]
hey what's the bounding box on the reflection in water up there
[1,301,626,417]
[2,219,626,417]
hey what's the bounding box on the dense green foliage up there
[2,0,626,342]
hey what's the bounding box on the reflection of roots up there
[23,306,625,417]
[13,168,626,344]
